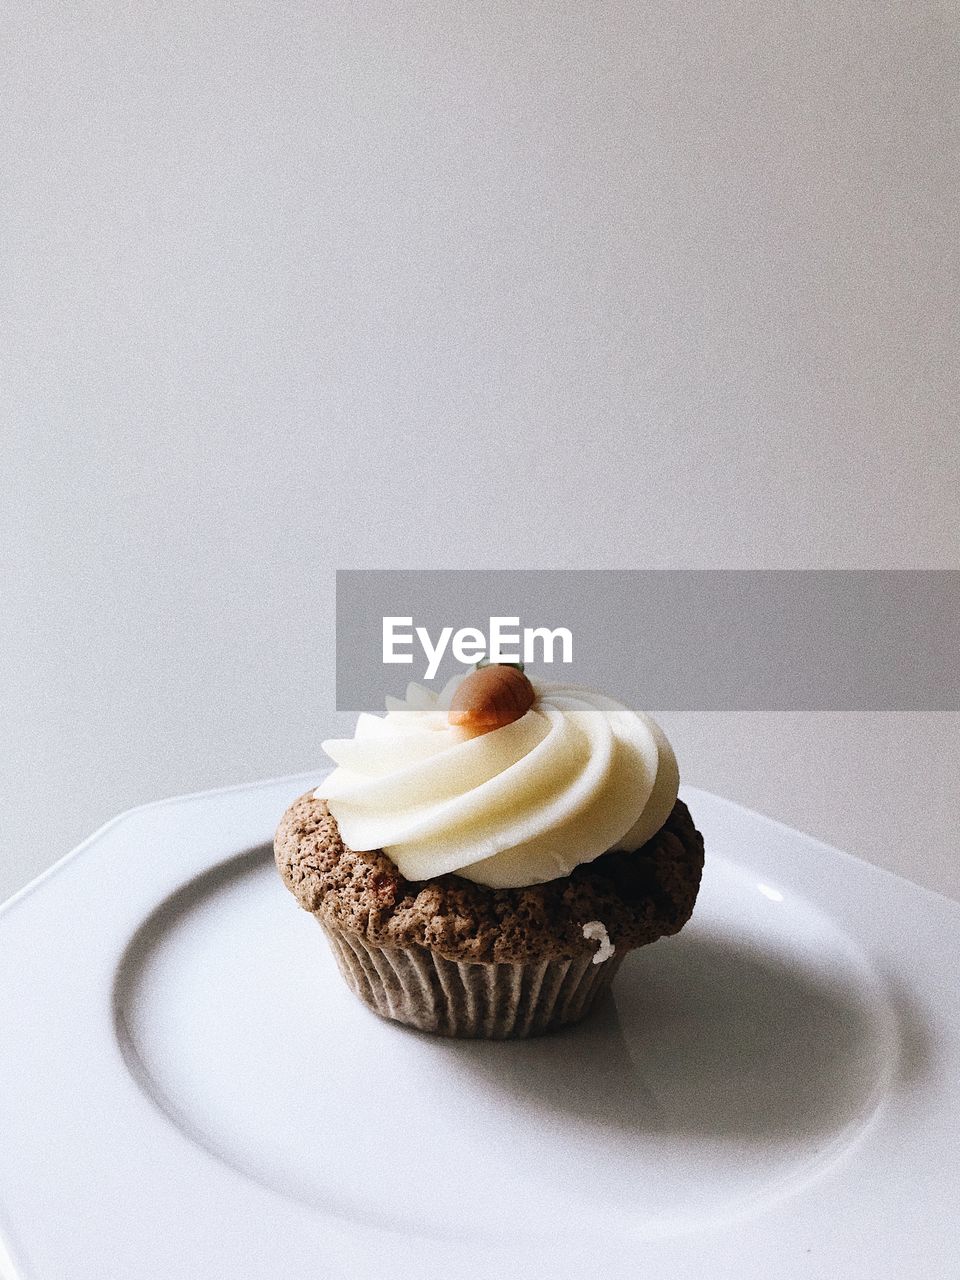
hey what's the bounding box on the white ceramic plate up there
[1,773,958,1279]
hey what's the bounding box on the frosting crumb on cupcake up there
[582,920,615,964]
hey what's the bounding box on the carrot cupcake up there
[275,665,703,1038]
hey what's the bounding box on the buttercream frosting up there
[316,678,679,889]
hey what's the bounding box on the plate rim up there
[4,771,958,920]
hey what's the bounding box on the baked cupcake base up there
[323,923,625,1038]
[275,792,704,1039]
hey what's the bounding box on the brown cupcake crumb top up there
[275,792,704,964]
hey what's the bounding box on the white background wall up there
[2,2,957,903]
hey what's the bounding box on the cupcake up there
[275,665,703,1039]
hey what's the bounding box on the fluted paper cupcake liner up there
[321,921,623,1039]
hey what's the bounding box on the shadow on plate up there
[430,929,926,1144]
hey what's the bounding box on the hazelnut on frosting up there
[316,672,680,890]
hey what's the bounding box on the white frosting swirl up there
[316,679,679,890]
